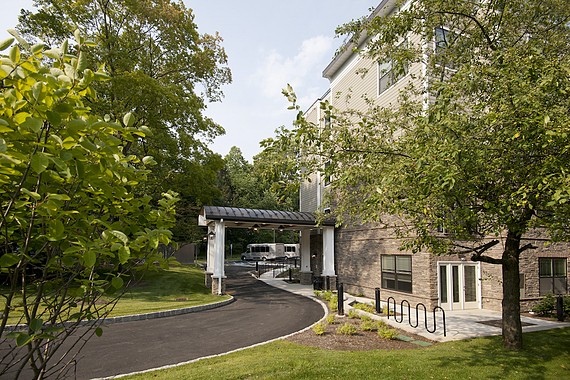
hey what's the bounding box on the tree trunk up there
[501,230,523,350]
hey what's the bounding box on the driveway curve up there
[72,264,324,379]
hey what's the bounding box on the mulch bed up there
[284,300,436,351]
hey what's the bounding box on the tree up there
[17,0,231,237]
[213,147,299,252]
[0,30,178,379]
[263,0,570,350]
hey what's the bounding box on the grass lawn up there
[123,327,570,380]
[104,264,230,317]
[1,264,229,325]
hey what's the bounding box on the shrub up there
[360,320,377,331]
[329,295,338,312]
[532,294,556,315]
[382,306,393,316]
[313,290,322,297]
[337,323,358,335]
[326,315,336,324]
[359,314,371,321]
[378,327,399,339]
[321,290,334,301]
[354,302,375,314]
[313,322,326,335]
[376,320,387,329]
[348,309,360,319]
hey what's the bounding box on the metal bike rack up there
[387,296,446,337]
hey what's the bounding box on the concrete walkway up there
[259,269,570,342]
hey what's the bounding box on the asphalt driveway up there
[65,264,324,379]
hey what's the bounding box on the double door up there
[438,262,480,310]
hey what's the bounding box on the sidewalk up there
[258,270,570,342]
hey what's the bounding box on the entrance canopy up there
[198,206,337,295]
[198,206,335,230]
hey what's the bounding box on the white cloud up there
[252,35,334,99]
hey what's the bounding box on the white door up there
[439,262,480,310]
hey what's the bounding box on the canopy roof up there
[199,206,335,230]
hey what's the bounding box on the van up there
[241,243,284,261]
[283,244,300,259]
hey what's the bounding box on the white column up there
[322,226,336,277]
[206,224,215,273]
[300,230,311,273]
[212,220,226,280]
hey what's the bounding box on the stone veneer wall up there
[333,220,570,312]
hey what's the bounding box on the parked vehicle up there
[241,243,285,261]
[283,244,300,259]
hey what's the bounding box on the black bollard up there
[557,295,565,321]
[256,261,259,272]
[338,283,344,315]
[375,288,381,313]
[289,268,292,282]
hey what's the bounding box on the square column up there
[322,226,336,277]
[211,220,226,295]
[205,224,215,287]
[299,230,313,285]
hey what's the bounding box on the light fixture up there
[252,224,259,232]
[202,235,208,242]
[278,225,284,232]
[208,231,216,239]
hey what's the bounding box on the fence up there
[255,258,299,278]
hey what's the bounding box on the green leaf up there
[21,188,41,200]
[16,333,33,347]
[48,219,65,239]
[31,43,44,54]
[123,112,136,127]
[43,48,61,60]
[111,276,123,289]
[95,327,103,337]
[84,250,96,267]
[0,253,20,267]
[32,82,43,101]
[0,138,6,154]
[77,52,88,72]
[118,246,130,264]
[30,318,43,333]
[61,39,68,54]
[0,38,14,51]
[9,45,20,64]
[46,111,62,127]
[31,153,50,174]
[74,29,83,45]
[21,117,43,133]
[109,230,128,244]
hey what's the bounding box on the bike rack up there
[387,297,446,337]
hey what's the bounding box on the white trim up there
[437,261,481,310]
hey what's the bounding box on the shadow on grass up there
[427,327,570,379]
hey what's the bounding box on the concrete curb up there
[3,297,235,333]
[92,271,328,380]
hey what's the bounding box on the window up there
[435,27,452,53]
[378,59,408,95]
[323,161,331,187]
[539,258,567,295]
[381,255,412,293]
[378,39,408,95]
[434,27,458,69]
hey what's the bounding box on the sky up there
[0,0,376,162]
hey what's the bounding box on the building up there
[300,0,570,312]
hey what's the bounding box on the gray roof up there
[199,206,335,229]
